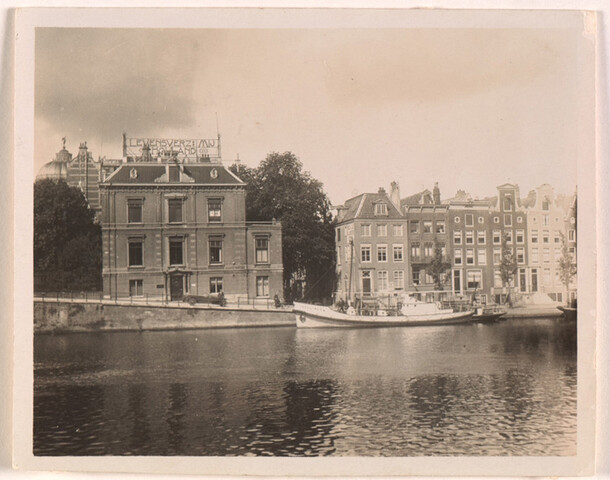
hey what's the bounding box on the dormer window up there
[503,194,513,211]
[375,203,388,215]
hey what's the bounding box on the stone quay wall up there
[34,300,295,333]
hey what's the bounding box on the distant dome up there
[36,159,68,181]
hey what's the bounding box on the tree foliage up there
[425,240,451,290]
[34,179,102,291]
[230,152,336,302]
[499,233,518,287]
[557,232,577,306]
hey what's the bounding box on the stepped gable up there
[102,163,244,185]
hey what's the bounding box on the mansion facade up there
[335,182,576,305]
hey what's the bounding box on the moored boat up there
[472,305,507,324]
[557,306,577,321]
[294,296,473,328]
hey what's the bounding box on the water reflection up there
[34,319,577,456]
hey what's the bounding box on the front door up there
[170,274,184,301]
[361,271,371,296]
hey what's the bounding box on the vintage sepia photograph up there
[12,6,597,477]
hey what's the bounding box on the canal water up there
[34,318,576,456]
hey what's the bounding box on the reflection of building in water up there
[36,139,102,212]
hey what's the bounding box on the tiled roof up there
[101,163,244,186]
[338,192,403,222]
[400,191,428,207]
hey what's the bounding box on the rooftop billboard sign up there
[124,136,220,160]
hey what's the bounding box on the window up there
[493,248,501,265]
[542,200,549,211]
[377,224,387,237]
[517,247,525,264]
[208,198,222,222]
[516,230,524,244]
[505,231,513,244]
[493,230,502,245]
[169,238,184,265]
[532,216,538,224]
[467,270,482,289]
[377,245,387,262]
[517,216,523,224]
[503,194,513,211]
[454,216,461,224]
[477,249,487,265]
[412,270,420,286]
[168,198,183,223]
[494,270,502,288]
[425,272,434,285]
[410,221,420,234]
[423,221,433,234]
[504,214,512,226]
[532,248,539,263]
[478,216,485,224]
[256,276,269,297]
[543,248,550,263]
[128,239,143,267]
[411,243,420,258]
[477,231,486,245]
[436,221,445,234]
[554,233,561,244]
[454,249,463,265]
[394,271,405,289]
[361,246,371,262]
[127,199,143,223]
[453,231,462,245]
[361,224,371,236]
[531,230,538,243]
[543,268,551,285]
[393,245,404,262]
[377,271,388,291]
[519,268,527,292]
[465,214,474,227]
[375,203,388,215]
[493,216,500,224]
[336,228,341,242]
[466,248,474,265]
[543,230,550,243]
[337,247,341,265]
[255,237,269,263]
[393,224,403,236]
[424,242,433,257]
[440,244,446,256]
[209,239,223,264]
[465,231,474,245]
[569,230,576,241]
[210,277,223,294]
[554,247,561,258]
[129,279,143,297]
[543,215,549,226]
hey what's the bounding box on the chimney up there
[433,182,441,205]
[390,181,401,209]
[378,187,385,194]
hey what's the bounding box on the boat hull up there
[294,303,474,328]
[472,312,506,324]
[557,306,577,321]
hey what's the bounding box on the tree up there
[557,232,577,306]
[499,233,518,288]
[230,152,336,302]
[426,240,451,290]
[34,179,102,291]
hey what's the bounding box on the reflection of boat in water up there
[557,306,577,321]
[294,295,473,328]
[472,306,507,324]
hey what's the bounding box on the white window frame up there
[453,231,462,245]
[393,244,404,262]
[361,245,372,263]
[377,224,387,237]
[361,224,371,237]
[477,249,487,265]
[377,244,388,263]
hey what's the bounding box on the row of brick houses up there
[335,182,576,305]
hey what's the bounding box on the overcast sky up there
[35,26,588,205]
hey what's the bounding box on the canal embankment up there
[34,298,294,333]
